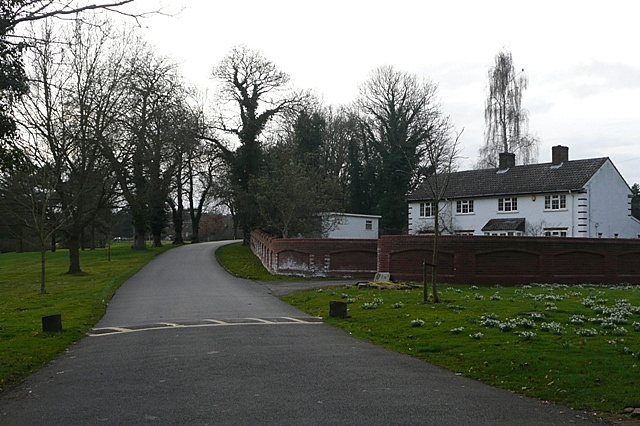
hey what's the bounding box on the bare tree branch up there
[8,1,149,28]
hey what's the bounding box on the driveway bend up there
[1,241,609,425]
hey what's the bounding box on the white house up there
[407,146,640,238]
[321,213,381,239]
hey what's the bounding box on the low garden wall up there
[251,231,640,285]
[251,230,378,279]
[379,235,640,285]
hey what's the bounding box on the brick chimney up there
[498,152,516,170]
[552,145,569,165]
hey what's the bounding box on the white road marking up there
[87,317,323,337]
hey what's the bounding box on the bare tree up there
[186,142,223,243]
[320,106,356,200]
[209,45,309,241]
[167,98,224,245]
[251,144,342,238]
[356,65,444,234]
[477,49,538,168]
[18,19,123,273]
[0,0,158,170]
[418,124,461,303]
[165,98,205,245]
[100,44,188,249]
[0,152,74,293]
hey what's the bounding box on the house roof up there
[407,157,609,201]
[481,218,526,232]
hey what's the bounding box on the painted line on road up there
[87,317,324,337]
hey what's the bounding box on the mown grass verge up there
[0,243,172,393]
[215,242,331,282]
[215,242,640,417]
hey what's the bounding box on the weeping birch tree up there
[477,49,538,168]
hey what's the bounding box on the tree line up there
[3,2,563,294]
[1,14,462,272]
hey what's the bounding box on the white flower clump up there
[411,319,425,327]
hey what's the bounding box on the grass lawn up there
[215,242,640,418]
[0,243,172,393]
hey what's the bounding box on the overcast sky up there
[128,0,640,186]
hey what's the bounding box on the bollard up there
[42,314,62,332]
[329,301,348,318]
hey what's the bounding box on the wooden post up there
[423,259,428,302]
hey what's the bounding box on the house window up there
[419,202,436,218]
[545,194,567,210]
[456,200,474,214]
[483,231,523,237]
[498,197,518,212]
[544,228,568,237]
[455,230,475,236]
[365,220,373,231]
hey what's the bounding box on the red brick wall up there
[252,231,640,284]
[379,235,640,285]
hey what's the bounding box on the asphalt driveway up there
[0,241,609,425]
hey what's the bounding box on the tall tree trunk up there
[67,234,82,274]
[131,212,147,250]
[90,226,96,250]
[191,223,200,244]
[172,204,184,244]
[173,160,185,244]
[40,240,47,294]
[132,227,146,250]
[153,234,162,248]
